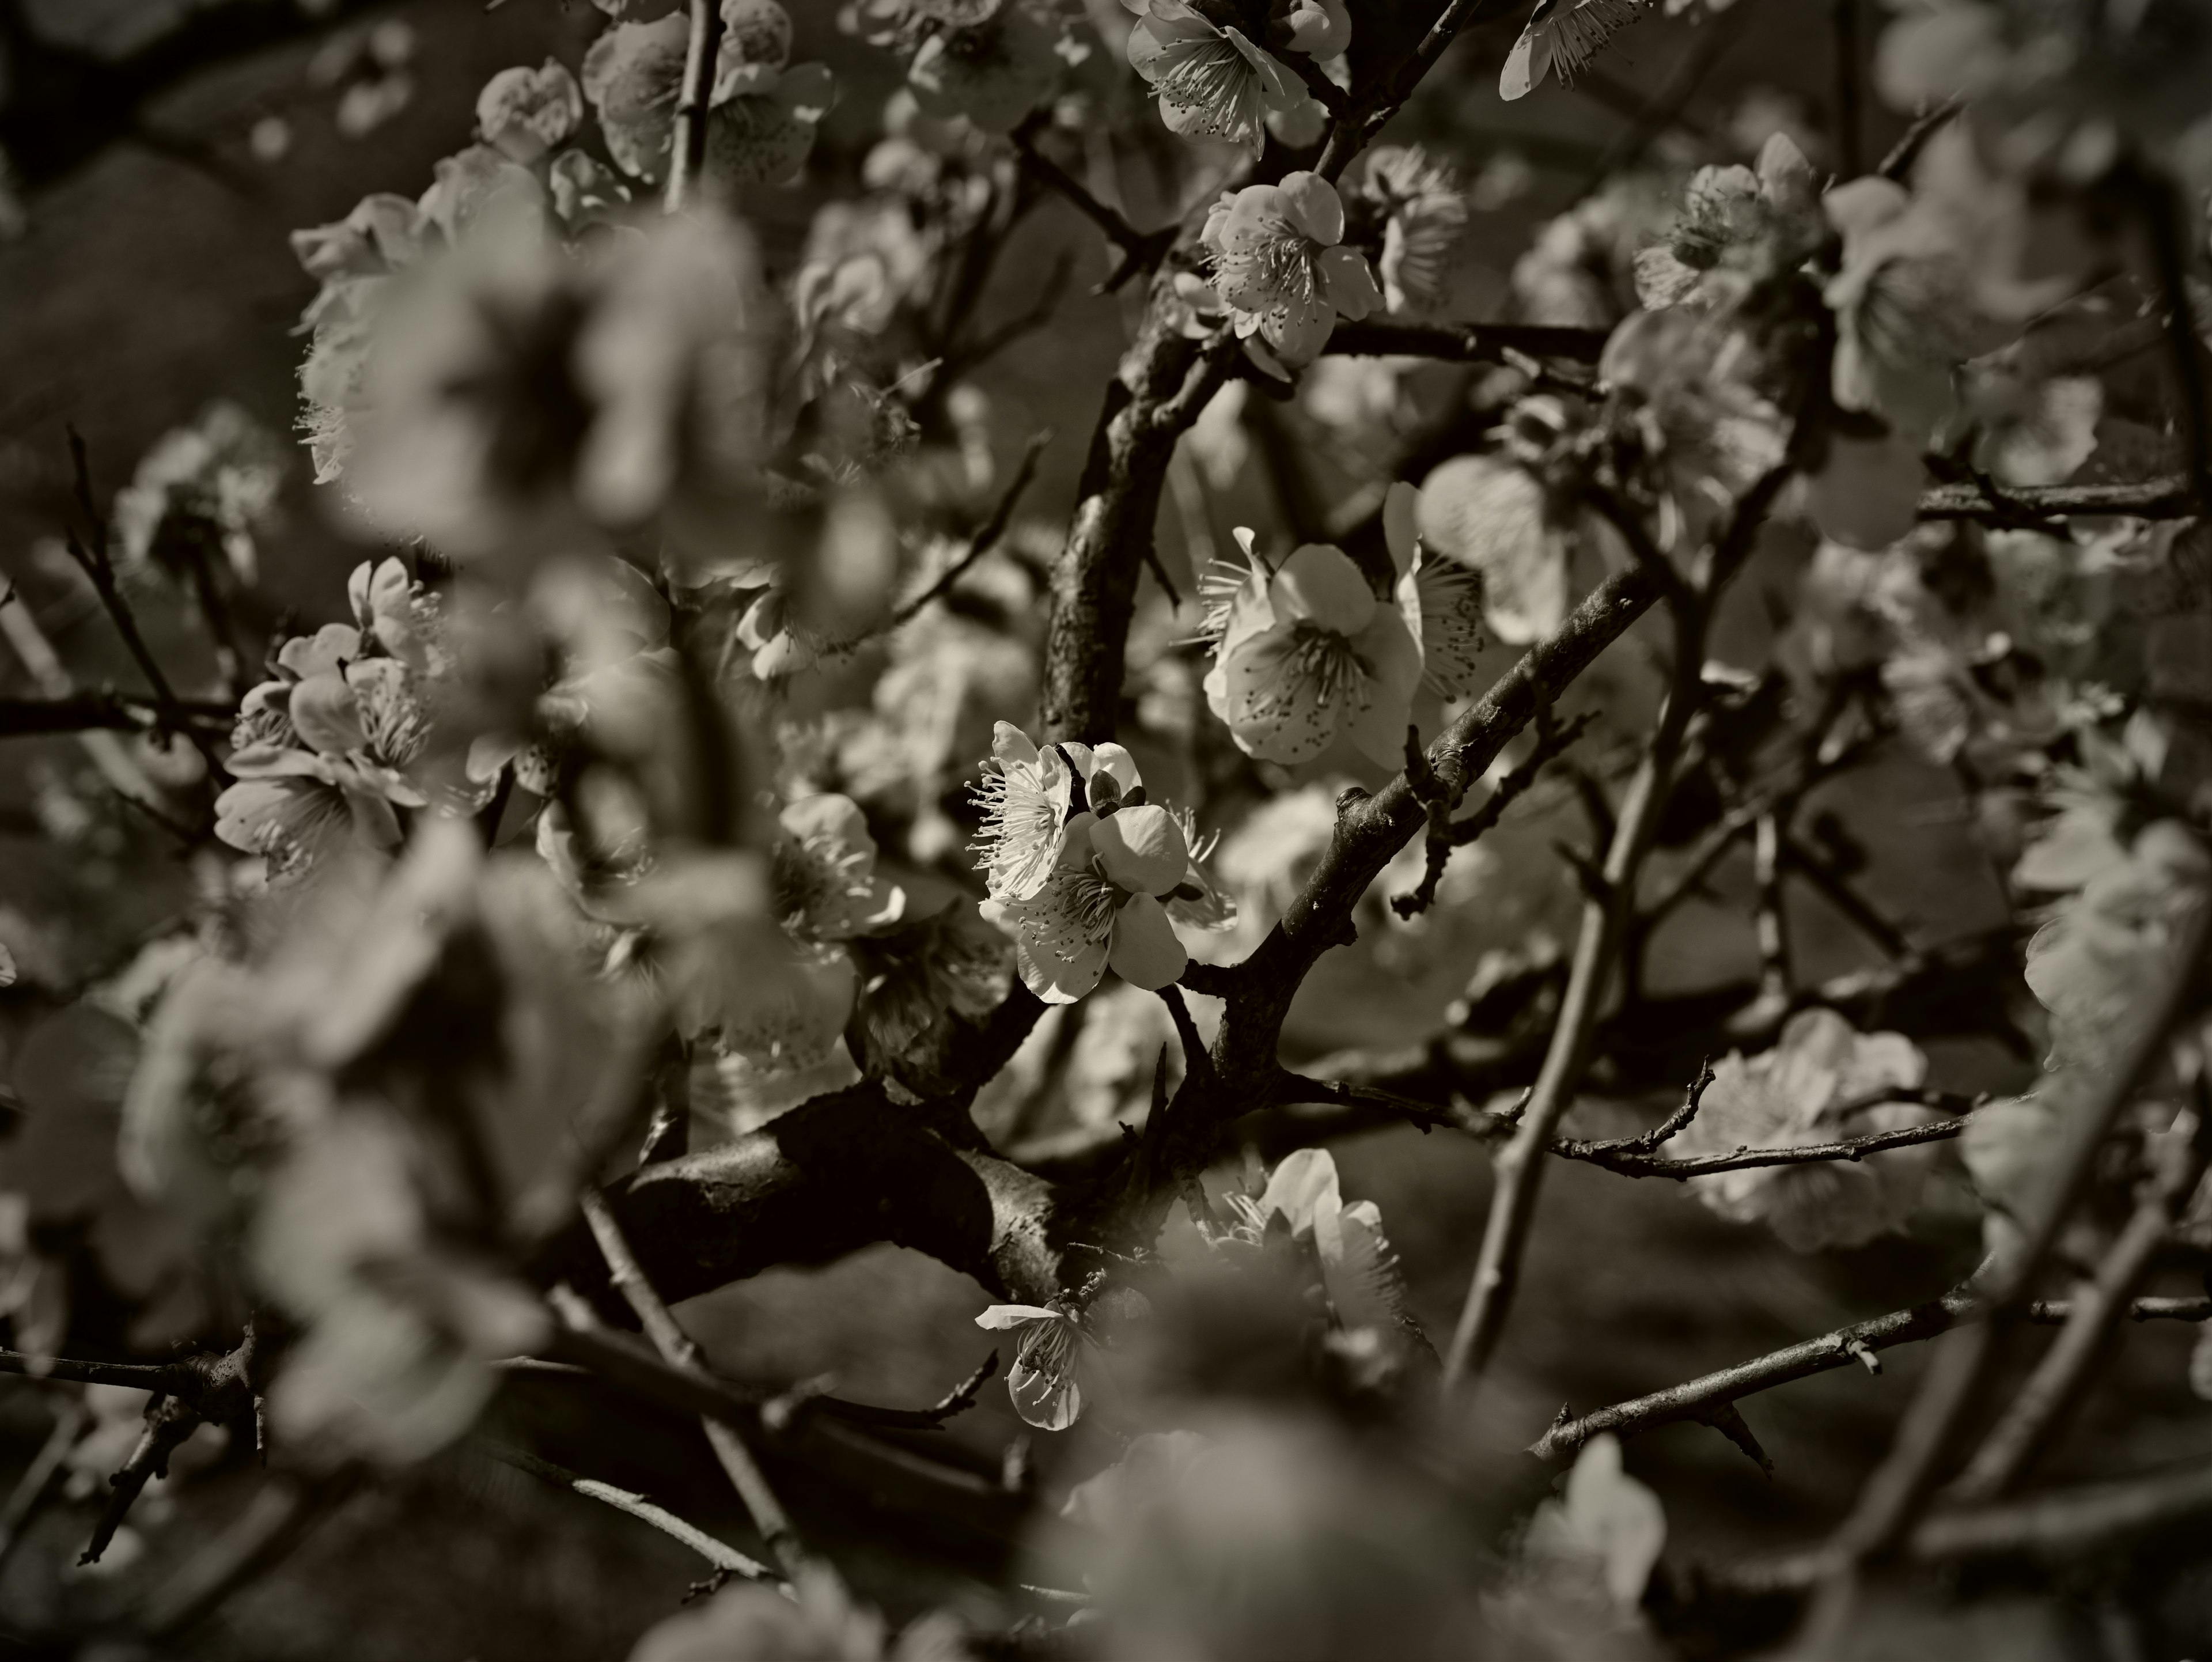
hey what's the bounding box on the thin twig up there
[1948,1092,2212,1502]
[1916,474,2196,521]
[1531,1286,2212,1463]
[1816,900,2212,1588]
[476,1441,772,1581]
[875,431,1051,639]
[576,1192,818,1583]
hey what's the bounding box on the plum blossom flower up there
[1203,171,1384,369]
[1359,146,1472,316]
[1631,131,1821,316]
[774,792,907,941]
[975,1301,1088,1429]
[112,402,287,586]
[1416,405,1598,645]
[1501,0,1647,101]
[1668,1009,1942,1251]
[1200,526,1423,766]
[908,5,1062,134]
[215,558,463,877]
[1384,479,1488,703]
[1124,1,1327,153]
[1217,1148,1421,1346]
[972,731,1230,1002]
[474,60,584,165]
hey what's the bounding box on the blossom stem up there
[662,0,725,214]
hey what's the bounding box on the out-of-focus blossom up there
[583,1,834,186]
[335,207,775,569]
[1822,127,2071,454]
[1501,0,1647,101]
[1199,527,1422,766]
[475,60,584,165]
[1217,1148,1422,1351]
[1487,1434,1667,1658]
[909,5,1062,133]
[1358,146,1472,316]
[1202,172,1382,369]
[1417,426,1587,646]
[1668,1009,1941,1251]
[1123,0,1317,152]
[1631,132,1820,316]
[775,792,907,941]
[975,1300,1088,1428]
[112,402,287,586]
[631,1570,972,1662]
[1600,308,1787,555]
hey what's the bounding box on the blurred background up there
[1,1,2208,1656]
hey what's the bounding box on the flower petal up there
[1091,804,1191,897]
[1107,892,1188,990]
[1269,543,1374,633]
[1278,171,1344,247]
[1315,245,1383,320]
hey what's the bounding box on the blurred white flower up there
[1359,146,1472,317]
[1417,443,1579,646]
[1487,1433,1666,1657]
[475,60,584,165]
[909,6,1060,133]
[1219,1148,1421,1345]
[112,402,286,586]
[1670,1009,1941,1251]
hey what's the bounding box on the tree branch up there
[663,0,726,214]
[1917,474,2196,521]
[1325,319,1610,364]
[476,1441,772,1581]
[1531,1288,2212,1463]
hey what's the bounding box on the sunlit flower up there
[1203,171,1384,369]
[974,732,1228,1002]
[1218,1148,1420,1343]
[1487,1434,1666,1649]
[1200,527,1423,766]
[1500,0,1647,101]
[1669,1009,1941,1252]
[1359,146,1471,316]
[1384,479,1487,702]
[1124,1,1312,153]
[974,1301,1088,1429]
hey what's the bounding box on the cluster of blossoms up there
[969,726,1231,1002]
[215,558,470,879]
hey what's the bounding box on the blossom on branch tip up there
[1359,146,1473,317]
[1202,171,1382,369]
[1124,1,1314,153]
[975,1301,1086,1429]
[1501,0,1647,101]
[908,6,1062,134]
[774,792,908,940]
[1199,527,1423,766]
